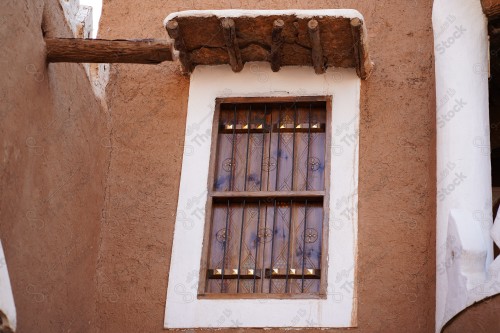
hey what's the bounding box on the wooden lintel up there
[270,19,285,72]
[45,38,173,64]
[221,18,243,72]
[482,0,500,19]
[350,18,374,80]
[166,20,192,73]
[307,19,325,74]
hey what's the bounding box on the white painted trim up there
[59,0,109,101]
[0,240,16,331]
[433,0,500,331]
[163,9,364,27]
[164,63,359,329]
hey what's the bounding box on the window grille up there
[199,97,330,297]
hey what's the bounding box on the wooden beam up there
[221,18,243,72]
[307,19,325,74]
[166,20,192,73]
[482,0,500,19]
[270,19,284,72]
[45,38,173,64]
[350,18,374,80]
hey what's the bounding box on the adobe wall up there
[442,294,500,332]
[97,0,436,332]
[0,0,109,332]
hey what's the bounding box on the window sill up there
[197,293,326,300]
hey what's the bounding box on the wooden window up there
[198,96,331,298]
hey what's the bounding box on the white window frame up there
[164,63,359,329]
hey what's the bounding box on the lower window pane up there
[205,199,323,295]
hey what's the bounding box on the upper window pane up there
[214,101,327,192]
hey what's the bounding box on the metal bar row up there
[217,103,317,294]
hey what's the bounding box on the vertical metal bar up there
[261,201,268,292]
[275,105,282,191]
[244,105,251,191]
[301,200,308,292]
[291,103,297,190]
[284,104,297,293]
[228,105,237,191]
[285,199,293,292]
[222,105,237,292]
[253,105,266,293]
[260,105,267,191]
[262,105,272,292]
[236,105,251,293]
[269,106,282,292]
[269,198,277,293]
[266,105,273,191]
[221,199,230,292]
[237,200,246,292]
[253,199,261,293]
[306,104,312,191]
[301,104,312,292]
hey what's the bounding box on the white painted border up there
[163,9,364,27]
[164,63,359,329]
[433,0,500,331]
[0,240,16,331]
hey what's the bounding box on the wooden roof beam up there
[166,20,192,73]
[350,18,374,80]
[221,18,243,73]
[45,38,173,64]
[270,19,285,72]
[307,19,325,74]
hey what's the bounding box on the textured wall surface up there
[0,0,109,332]
[443,294,500,332]
[97,0,436,332]
[5,0,500,332]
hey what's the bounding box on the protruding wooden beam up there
[482,0,500,19]
[350,18,374,80]
[270,19,284,72]
[166,20,192,73]
[307,19,325,74]
[221,18,243,72]
[45,38,173,64]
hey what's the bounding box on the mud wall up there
[443,294,500,332]
[97,0,436,332]
[0,0,109,332]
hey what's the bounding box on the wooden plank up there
[482,0,500,18]
[320,95,333,297]
[216,96,331,104]
[270,19,285,72]
[164,13,374,79]
[308,19,325,74]
[210,191,325,201]
[167,15,356,69]
[221,18,243,72]
[45,38,173,64]
[197,100,221,296]
[350,18,374,80]
[166,20,192,73]
[198,292,326,299]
